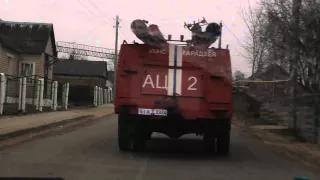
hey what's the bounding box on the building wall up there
[0,43,3,73]
[1,36,55,80]
[20,54,42,77]
[54,75,106,88]
[0,44,19,76]
[44,35,53,80]
[17,36,55,80]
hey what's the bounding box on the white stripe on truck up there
[167,45,183,96]
[169,44,175,67]
[167,69,174,96]
[175,68,182,95]
[176,46,183,67]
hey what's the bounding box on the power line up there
[222,22,248,59]
[82,1,131,43]
[86,0,132,41]
[77,0,113,26]
[222,22,245,48]
[86,0,114,24]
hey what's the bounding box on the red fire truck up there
[114,41,233,154]
[115,19,232,154]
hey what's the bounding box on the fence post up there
[97,87,100,106]
[98,87,100,106]
[107,88,109,104]
[108,89,111,103]
[110,89,113,103]
[39,79,44,112]
[19,78,22,111]
[93,86,98,106]
[51,81,54,110]
[53,81,58,111]
[64,83,69,110]
[100,87,103,105]
[0,73,6,115]
[21,77,26,113]
[102,88,104,104]
[103,89,108,104]
[35,79,40,110]
[62,84,65,108]
[103,88,105,104]
[99,87,102,106]
[93,86,97,107]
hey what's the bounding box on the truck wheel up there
[216,131,230,155]
[146,132,152,140]
[118,114,132,151]
[203,133,215,154]
[133,133,147,152]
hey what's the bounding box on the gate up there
[3,75,21,115]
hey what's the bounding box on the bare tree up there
[240,3,271,78]
[233,70,246,81]
[260,0,320,92]
[68,50,87,60]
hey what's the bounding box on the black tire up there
[132,136,146,152]
[203,133,215,154]
[146,132,152,140]
[216,131,230,156]
[118,114,132,151]
[132,131,147,152]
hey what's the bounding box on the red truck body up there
[115,43,233,154]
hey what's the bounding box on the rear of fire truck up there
[114,42,233,154]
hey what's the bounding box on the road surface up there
[0,114,319,180]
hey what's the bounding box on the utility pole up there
[113,15,119,102]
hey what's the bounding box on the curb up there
[0,113,115,142]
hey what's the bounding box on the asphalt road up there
[0,114,319,180]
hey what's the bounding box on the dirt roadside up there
[232,117,320,171]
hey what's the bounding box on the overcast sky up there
[0,0,258,76]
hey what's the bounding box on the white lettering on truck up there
[148,49,216,57]
[142,75,155,88]
[187,76,197,91]
[149,49,167,54]
[142,74,198,92]
[142,75,168,89]
[156,75,168,89]
[182,50,216,57]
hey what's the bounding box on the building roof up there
[53,59,108,78]
[0,20,57,56]
[246,64,289,80]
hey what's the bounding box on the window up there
[20,62,35,77]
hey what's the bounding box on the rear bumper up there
[117,113,231,136]
[115,97,233,120]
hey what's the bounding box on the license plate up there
[138,108,168,116]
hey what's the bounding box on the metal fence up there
[3,75,21,115]
[25,75,53,111]
[25,76,40,113]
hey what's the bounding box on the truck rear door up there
[141,45,205,98]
